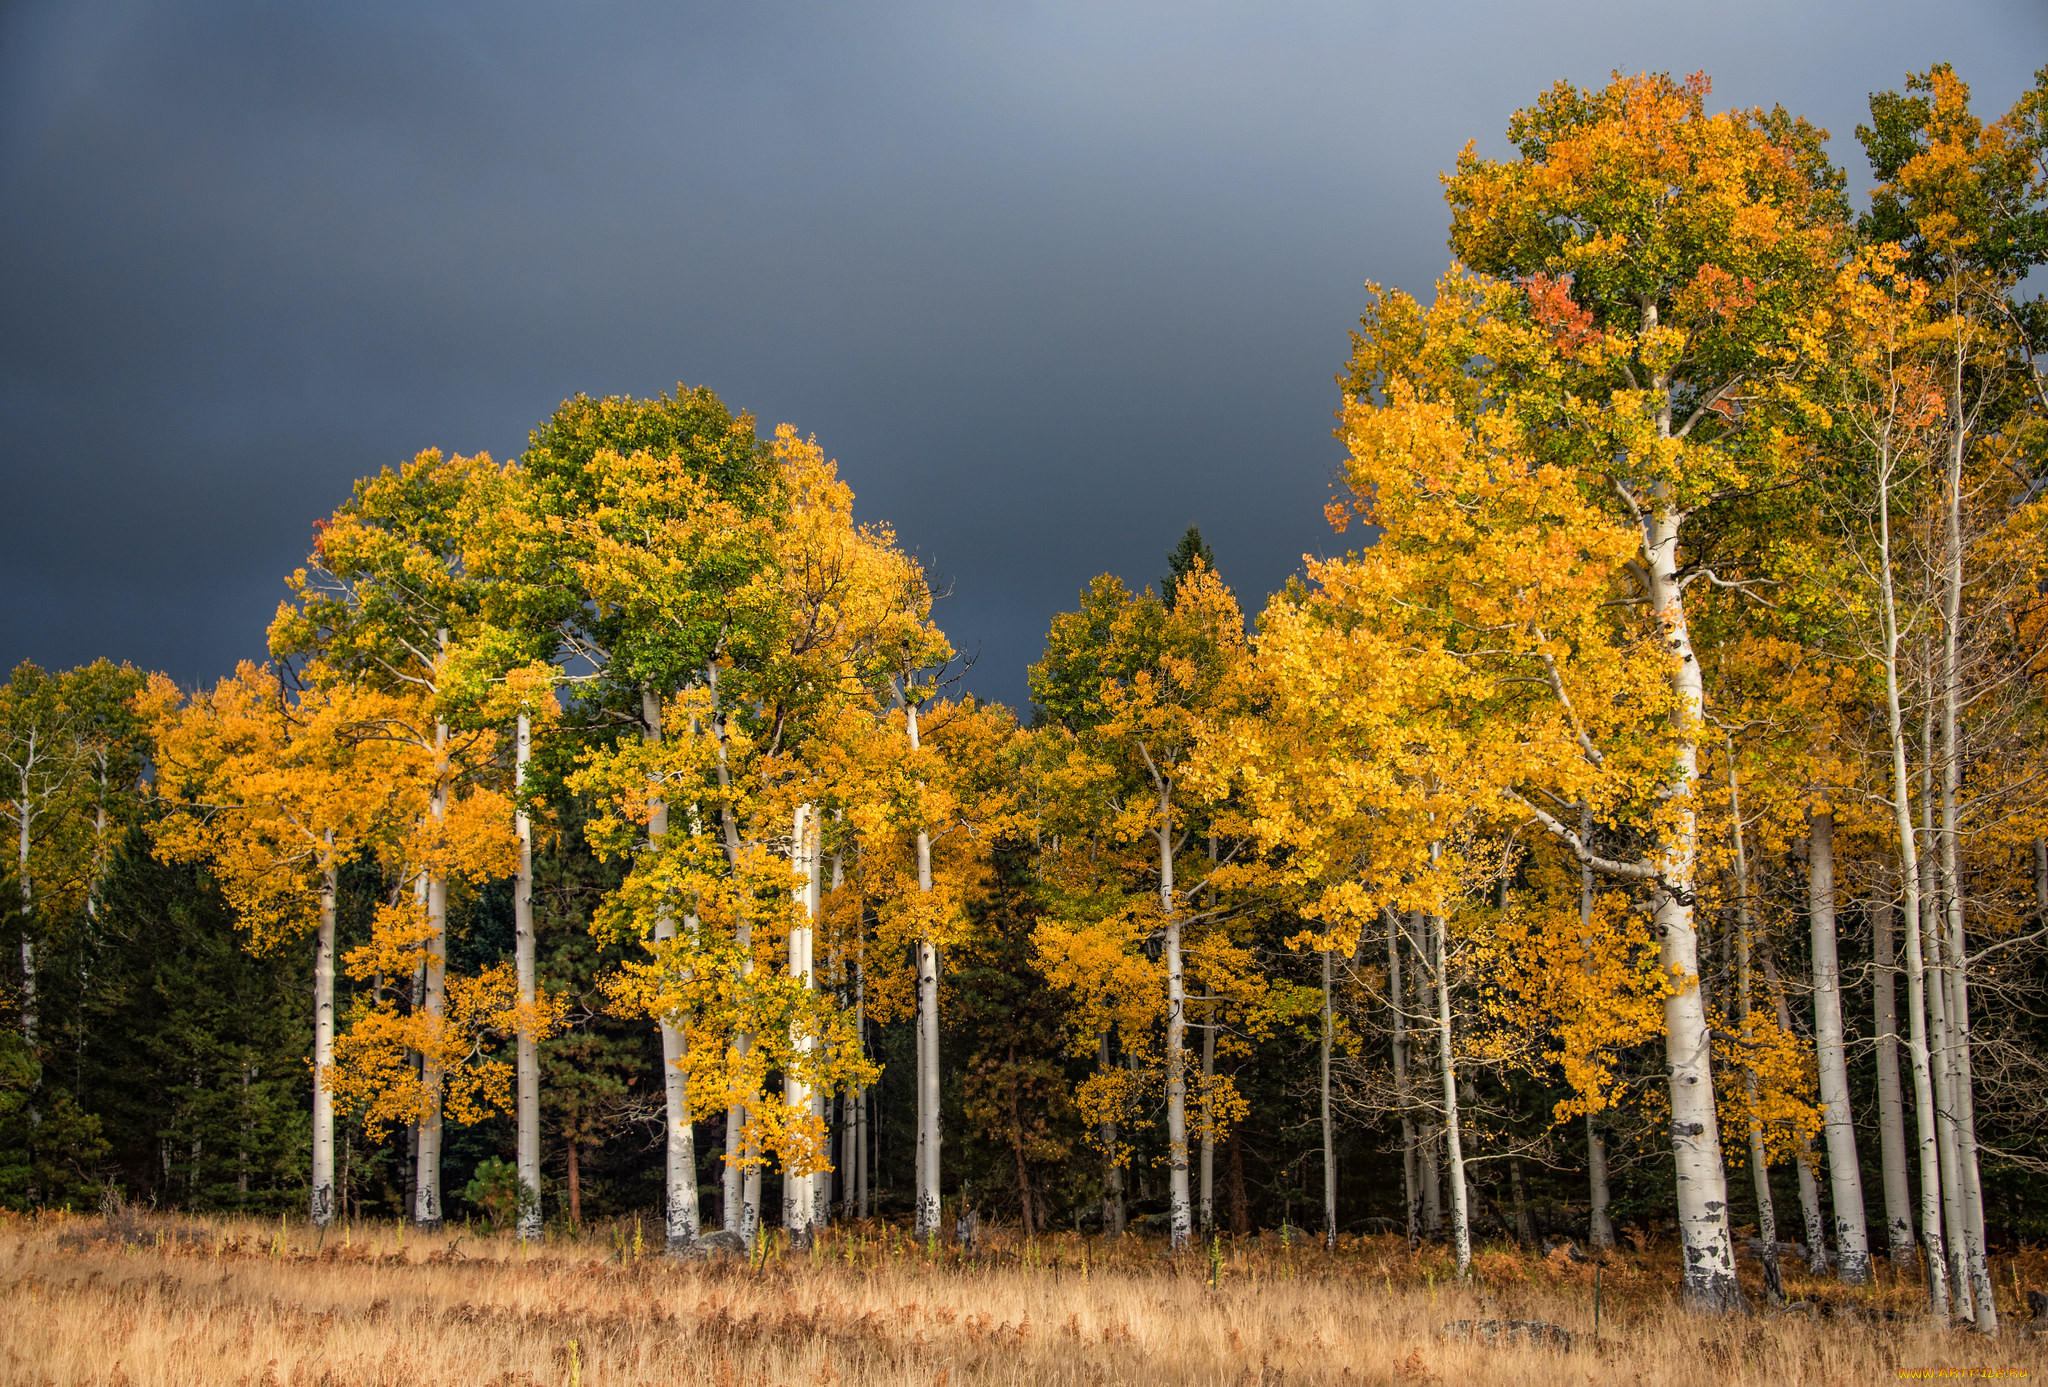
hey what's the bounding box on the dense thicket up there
[3,62,2047,1331]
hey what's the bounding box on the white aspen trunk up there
[905,694,942,1240]
[1413,911,1442,1239]
[1199,1001,1216,1232]
[915,934,939,1239]
[855,958,868,1220]
[642,690,699,1254]
[1389,910,1419,1248]
[1577,814,1613,1252]
[1629,313,1744,1312]
[413,717,448,1231]
[1587,1120,1614,1252]
[1199,835,1218,1233]
[1156,770,1192,1250]
[1875,436,1952,1318]
[1939,335,1997,1335]
[1432,907,1470,1279]
[707,663,756,1246]
[1919,741,1972,1322]
[1924,878,1973,1320]
[1807,811,1869,1282]
[1872,896,1916,1269]
[784,803,816,1246]
[514,710,542,1243]
[1730,768,1783,1301]
[1320,948,1336,1251]
[311,857,337,1226]
[17,783,33,1048]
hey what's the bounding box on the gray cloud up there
[3,0,2042,705]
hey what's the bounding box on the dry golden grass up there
[1,1210,2043,1386]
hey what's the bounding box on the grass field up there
[2,1209,2043,1385]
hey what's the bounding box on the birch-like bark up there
[1872,896,1916,1269]
[412,713,449,1231]
[1939,334,1997,1335]
[1920,730,1972,1321]
[1389,910,1419,1248]
[1586,1121,1614,1252]
[1320,948,1336,1250]
[514,710,542,1242]
[1730,770,1783,1302]
[1577,813,1614,1252]
[1620,319,1743,1310]
[854,955,868,1220]
[784,802,817,1246]
[1431,907,1470,1279]
[1806,811,1869,1283]
[1200,1002,1216,1232]
[1199,836,1218,1233]
[905,694,941,1240]
[16,771,33,1048]
[310,856,337,1226]
[707,663,758,1246]
[1413,910,1442,1238]
[1154,764,1192,1249]
[1874,431,1951,1317]
[642,690,699,1253]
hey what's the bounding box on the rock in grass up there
[1437,1319,1574,1351]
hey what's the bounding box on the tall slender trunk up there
[1413,910,1443,1238]
[1431,907,1470,1279]
[310,855,337,1226]
[1939,332,1997,1336]
[855,957,868,1220]
[566,1135,581,1226]
[514,710,541,1243]
[1198,834,1217,1233]
[1807,811,1869,1283]
[1872,895,1916,1269]
[784,803,818,1246]
[708,663,757,1246]
[1154,768,1191,1249]
[643,690,699,1253]
[905,693,942,1240]
[1875,437,1951,1318]
[1730,766,1783,1303]
[1587,1120,1614,1252]
[17,787,33,1050]
[1320,948,1336,1250]
[412,715,448,1231]
[1577,810,1613,1251]
[1920,720,1972,1321]
[1631,332,1744,1312]
[1389,909,1419,1248]
[1199,1001,1217,1232]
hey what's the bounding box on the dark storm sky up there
[3,3,2043,709]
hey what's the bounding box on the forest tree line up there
[4,65,2048,1327]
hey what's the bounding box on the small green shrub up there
[463,1158,534,1235]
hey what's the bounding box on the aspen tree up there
[1858,64,2048,1334]
[1032,565,1249,1250]
[145,664,420,1227]
[1307,72,1850,1310]
[270,447,521,1227]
